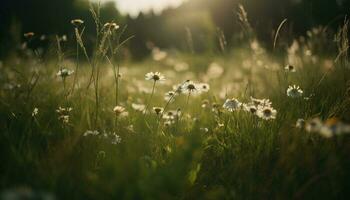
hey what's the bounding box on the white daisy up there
[131,103,146,112]
[152,107,164,115]
[110,133,122,145]
[305,118,322,133]
[223,98,242,112]
[83,130,100,137]
[257,106,277,120]
[198,83,210,92]
[287,85,303,98]
[56,68,74,78]
[181,81,201,94]
[250,97,272,107]
[296,118,306,129]
[243,103,258,114]
[164,91,177,102]
[145,72,166,82]
[113,106,128,117]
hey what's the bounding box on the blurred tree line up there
[0,0,349,59]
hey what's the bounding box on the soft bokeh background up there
[0,0,349,58]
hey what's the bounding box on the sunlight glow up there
[96,0,184,16]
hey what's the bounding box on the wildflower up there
[287,85,303,98]
[32,107,39,117]
[83,130,100,137]
[285,64,296,72]
[305,118,322,133]
[104,22,120,31]
[56,106,73,114]
[24,32,35,38]
[113,106,128,117]
[131,103,146,112]
[296,118,306,129]
[257,106,277,120]
[173,83,184,94]
[250,97,272,107]
[153,107,164,115]
[56,106,72,124]
[110,133,122,145]
[163,110,181,121]
[164,91,177,102]
[56,68,74,78]
[201,99,210,108]
[164,120,174,127]
[71,19,84,26]
[200,128,209,133]
[243,103,258,114]
[145,72,166,82]
[181,81,200,94]
[223,98,241,112]
[198,83,210,92]
[60,35,68,42]
[59,115,70,124]
[212,103,222,114]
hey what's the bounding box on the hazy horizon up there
[94,0,184,16]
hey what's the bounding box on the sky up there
[96,0,185,16]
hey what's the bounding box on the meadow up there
[1,7,350,200]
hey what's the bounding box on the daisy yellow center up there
[153,75,160,81]
[263,109,272,116]
[187,84,195,90]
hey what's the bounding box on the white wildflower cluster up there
[223,97,277,120]
[103,22,120,31]
[83,130,122,145]
[297,118,350,138]
[56,106,73,124]
[162,109,181,126]
[180,81,210,95]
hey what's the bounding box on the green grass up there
[1,22,350,199]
